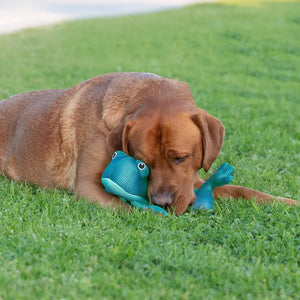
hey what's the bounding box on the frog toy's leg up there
[193,163,235,210]
[193,181,215,210]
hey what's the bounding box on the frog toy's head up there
[101,151,150,204]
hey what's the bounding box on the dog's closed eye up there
[167,150,190,165]
[173,155,188,165]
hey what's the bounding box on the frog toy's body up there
[101,151,169,215]
[101,151,235,214]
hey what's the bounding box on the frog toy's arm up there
[193,163,235,210]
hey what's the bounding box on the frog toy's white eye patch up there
[138,162,146,170]
[136,160,149,178]
[112,152,117,159]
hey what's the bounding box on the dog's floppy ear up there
[192,109,225,172]
[106,120,132,155]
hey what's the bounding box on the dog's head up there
[106,93,224,215]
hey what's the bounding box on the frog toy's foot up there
[209,162,235,187]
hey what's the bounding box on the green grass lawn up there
[0,1,299,299]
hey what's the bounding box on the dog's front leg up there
[213,185,298,206]
[193,173,298,206]
[73,137,129,211]
[74,179,128,210]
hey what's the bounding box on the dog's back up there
[0,89,66,185]
[0,73,185,189]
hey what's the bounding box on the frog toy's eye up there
[138,162,146,170]
[112,152,117,159]
[136,160,149,178]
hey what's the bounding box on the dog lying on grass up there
[0,73,297,214]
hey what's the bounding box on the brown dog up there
[0,73,297,214]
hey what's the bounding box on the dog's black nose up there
[150,191,175,207]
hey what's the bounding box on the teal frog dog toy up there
[101,151,168,215]
[101,151,235,215]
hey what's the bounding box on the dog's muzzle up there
[150,190,176,208]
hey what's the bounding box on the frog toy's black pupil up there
[112,152,117,159]
[138,163,145,170]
